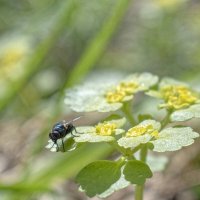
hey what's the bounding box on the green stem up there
[121,102,136,126]
[135,185,144,200]
[135,145,148,200]
[110,141,135,159]
[161,110,172,129]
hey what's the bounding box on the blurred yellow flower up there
[0,38,30,78]
[116,82,138,95]
[153,0,185,8]
[160,85,198,110]
[106,81,138,103]
[106,90,126,103]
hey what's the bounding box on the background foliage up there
[0,0,200,199]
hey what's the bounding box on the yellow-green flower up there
[65,73,158,112]
[147,78,200,122]
[73,118,126,143]
[95,122,117,136]
[106,81,139,103]
[126,124,159,138]
[118,120,161,149]
[106,90,127,104]
[160,85,198,110]
[117,82,139,94]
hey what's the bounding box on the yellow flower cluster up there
[106,82,138,103]
[0,47,25,67]
[153,0,182,9]
[161,85,198,110]
[95,122,117,136]
[126,124,159,138]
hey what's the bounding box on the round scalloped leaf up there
[151,127,199,152]
[159,77,188,88]
[76,161,122,198]
[170,104,200,122]
[139,120,161,130]
[64,84,122,112]
[106,117,126,128]
[98,167,130,198]
[74,133,115,143]
[74,126,124,143]
[123,160,152,185]
[118,135,152,149]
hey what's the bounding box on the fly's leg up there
[62,138,65,152]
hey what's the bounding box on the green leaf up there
[170,104,200,122]
[151,127,199,152]
[123,160,152,185]
[98,167,130,198]
[76,160,122,197]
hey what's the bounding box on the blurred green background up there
[0,0,200,199]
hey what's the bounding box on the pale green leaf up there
[151,127,199,152]
[170,104,200,122]
[75,126,114,143]
[74,133,115,143]
[46,134,77,152]
[64,83,122,112]
[106,117,126,128]
[98,166,130,198]
[118,135,152,149]
[125,73,158,91]
[74,126,124,143]
[159,77,188,88]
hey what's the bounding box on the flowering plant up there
[46,73,199,200]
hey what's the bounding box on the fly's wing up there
[63,116,82,126]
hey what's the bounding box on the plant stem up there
[121,102,136,126]
[110,141,135,159]
[161,110,172,129]
[135,145,148,200]
[135,185,144,200]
